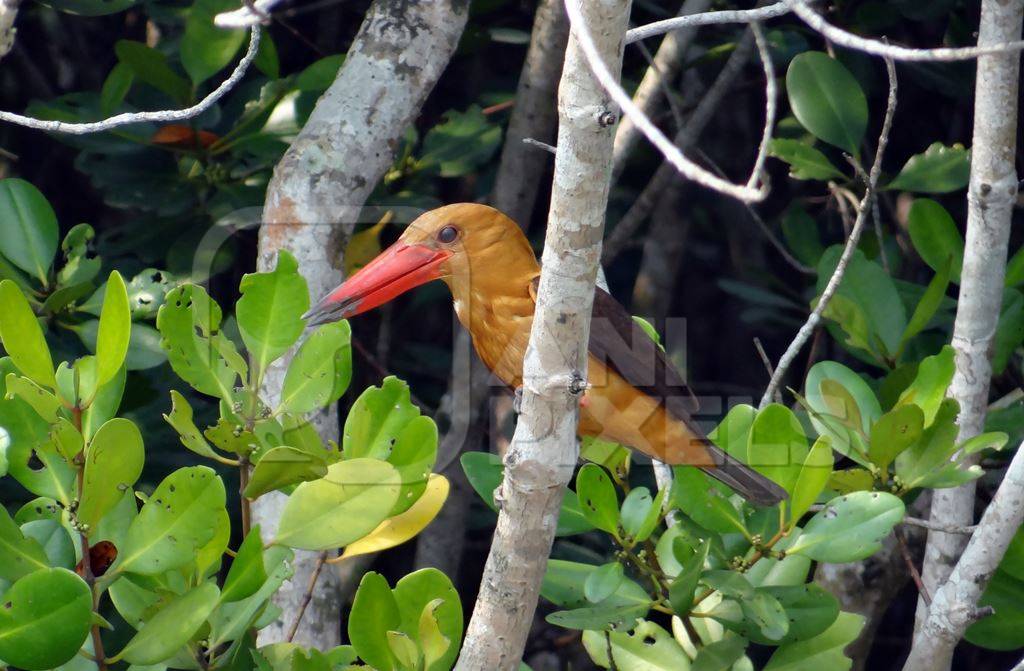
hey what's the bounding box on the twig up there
[847,155,890,272]
[522,137,557,154]
[895,527,931,605]
[632,36,685,131]
[746,22,776,191]
[753,338,784,405]
[0,28,260,134]
[215,0,282,27]
[603,33,755,264]
[787,0,1024,62]
[759,56,897,409]
[625,2,790,44]
[565,0,769,203]
[286,551,328,642]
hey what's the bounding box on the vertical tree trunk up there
[254,0,468,646]
[0,0,17,61]
[916,0,1023,644]
[454,1,631,668]
[414,0,569,578]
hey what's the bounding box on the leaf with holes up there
[280,321,352,414]
[786,492,904,562]
[77,418,145,529]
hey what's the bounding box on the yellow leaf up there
[344,211,393,277]
[339,474,449,560]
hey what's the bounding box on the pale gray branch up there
[915,0,1023,658]
[0,0,19,61]
[455,1,630,668]
[624,2,789,44]
[759,57,897,409]
[569,0,769,202]
[787,0,1024,61]
[254,0,468,647]
[0,28,260,133]
[215,0,282,27]
[905,441,1024,670]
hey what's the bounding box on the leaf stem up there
[72,405,108,671]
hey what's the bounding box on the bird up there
[304,203,786,506]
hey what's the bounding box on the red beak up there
[303,242,451,326]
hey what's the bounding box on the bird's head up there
[303,203,536,326]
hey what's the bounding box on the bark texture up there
[254,0,468,646]
[0,0,19,61]
[415,0,569,576]
[905,443,1024,670]
[454,1,631,668]
[916,0,1023,642]
[490,0,569,230]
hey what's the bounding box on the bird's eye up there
[437,225,459,244]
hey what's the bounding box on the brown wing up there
[587,286,787,507]
[587,286,700,417]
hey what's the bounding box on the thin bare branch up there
[566,0,769,203]
[285,551,328,643]
[787,0,1024,61]
[759,57,897,409]
[0,28,260,134]
[523,137,557,154]
[215,0,281,27]
[625,2,789,44]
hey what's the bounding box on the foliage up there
[0,242,455,670]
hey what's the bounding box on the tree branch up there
[253,0,468,647]
[759,56,897,409]
[625,2,790,44]
[0,0,19,62]
[0,28,260,133]
[904,441,1024,670]
[915,0,1023,653]
[454,1,630,668]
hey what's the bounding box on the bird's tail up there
[697,439,788,507]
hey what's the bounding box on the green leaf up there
[768,139,844,180]
[584,562,625,604]
[887,142,971,193]
[195,508,230,580]
[0,568,93,671]
[418,599,452,670]
[789,436,833,523]
[418,106,503,177]
[582,620,691,670]
[340,474,449,560]
[280,321,352,414]
[81,360,125,441]
[541,559,651,612]
[157,284,239,399]
[671,467,747,535]
[0,179,59,284]
[181,0,247,86]
[959,431,1009,456]
[1007,246,1024,287]
[245,446,328,498]
[0,504,49,581]
[78,418,145,529]
[787,491,904,562]
[37,0,138,15]
[4,373,61,422]
[118,466,227,575]
[237,251,309,377]
[748,404,809,494]
[217,526,265,602]
[907,199,964,284]
[163,390,224,461]
[869,404,924,473]
[764,611,864,671]
[786,52,867,155]
[94,271,131,389]
[392,568,463,671]
[692,637,747,671]
[114,41,190,102]
[816,247,906,358]
[295,55,345,92]
[100,63,134,116]
[343,376,421,460]
[780,205,825,268]
[669,540,709,614]
[0,383,76,504]
[114,582,220,665]
[21,519,74,569]
[760,584,840,645]
[895,399,961,487]
[274,458,401,550]
[901,258,952,349]
[0,280,55,388]
[741,590,789,641]
[546,603,651,631]
[348,572,401,671]
[207,546,292,648]
[575,463,620,535]
[804,361,881,460]
[895,345,955,425]
[965,569,1024,651]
